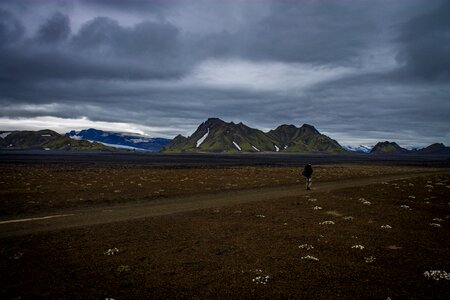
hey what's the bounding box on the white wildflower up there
[364,256,376,263]
[117,265,131,273]
[359,198,371,205]
[352,245,365,250]
[256,214,266,218]
[400,205,411,210]
[319,220,335,225]
[429,223,442,228]
[104,248,120,256]
[381,225,392,229]
[343,216,354,221]
[301,255,319,261]
[423,270,450,281]
[298,244,314,250]
[312,206,323,210]
[408,195,416,199]
[252,269,271,284]
[432,218,444,222]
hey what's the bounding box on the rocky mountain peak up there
[299,124,320,135]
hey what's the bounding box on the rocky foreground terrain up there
[0,162,449,299]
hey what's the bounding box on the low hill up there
[0,130,113,151]
[370,141,409,154]
[416,143,450,156]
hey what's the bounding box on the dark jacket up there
[302,164,313,178]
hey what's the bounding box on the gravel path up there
[0,171,445,238]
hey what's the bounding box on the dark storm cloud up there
[83,0,169,13]
[0,0,396,85]
[36,12,71,44]
[0,9,24,43]
[0,0,449,146]
[243,0,378,65]
[72,17,180,58]
[300,78,450,146]
[0,10,189,83]
[179,0,383,66]
[395,1,450,80]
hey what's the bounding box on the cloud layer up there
[0,0,449,146]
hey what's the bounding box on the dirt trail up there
[0,171,443,238]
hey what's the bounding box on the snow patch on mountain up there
[344,145,373,153]
[274,145,280,152]
[129,138,153,143]
[196,128,209,147]
[97,142,145,151]
[233,141,241,151]
[69,135,83,140]
[252,145,260,152]
[0,132,11,139]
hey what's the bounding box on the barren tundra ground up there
[0,162,449,299]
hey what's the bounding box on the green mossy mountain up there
[162,118,346,153]
[268,124,345,153]
[0,130,114,151]
[163,118,279,153]
[370,141,408,154]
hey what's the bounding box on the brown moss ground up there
[0,164,437,216]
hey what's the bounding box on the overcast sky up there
[0,0,449,147]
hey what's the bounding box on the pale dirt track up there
[0,171,445,238]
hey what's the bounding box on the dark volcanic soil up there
[1,150,449,167]
[0,163,449,299]
[0,164,439,217]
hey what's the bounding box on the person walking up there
[302,164,313,190]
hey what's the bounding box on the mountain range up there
[369,141,450,156]
[1,119,448,156]
[162,118,346,153]
[0,130,113,151]
[66,128,171,152]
